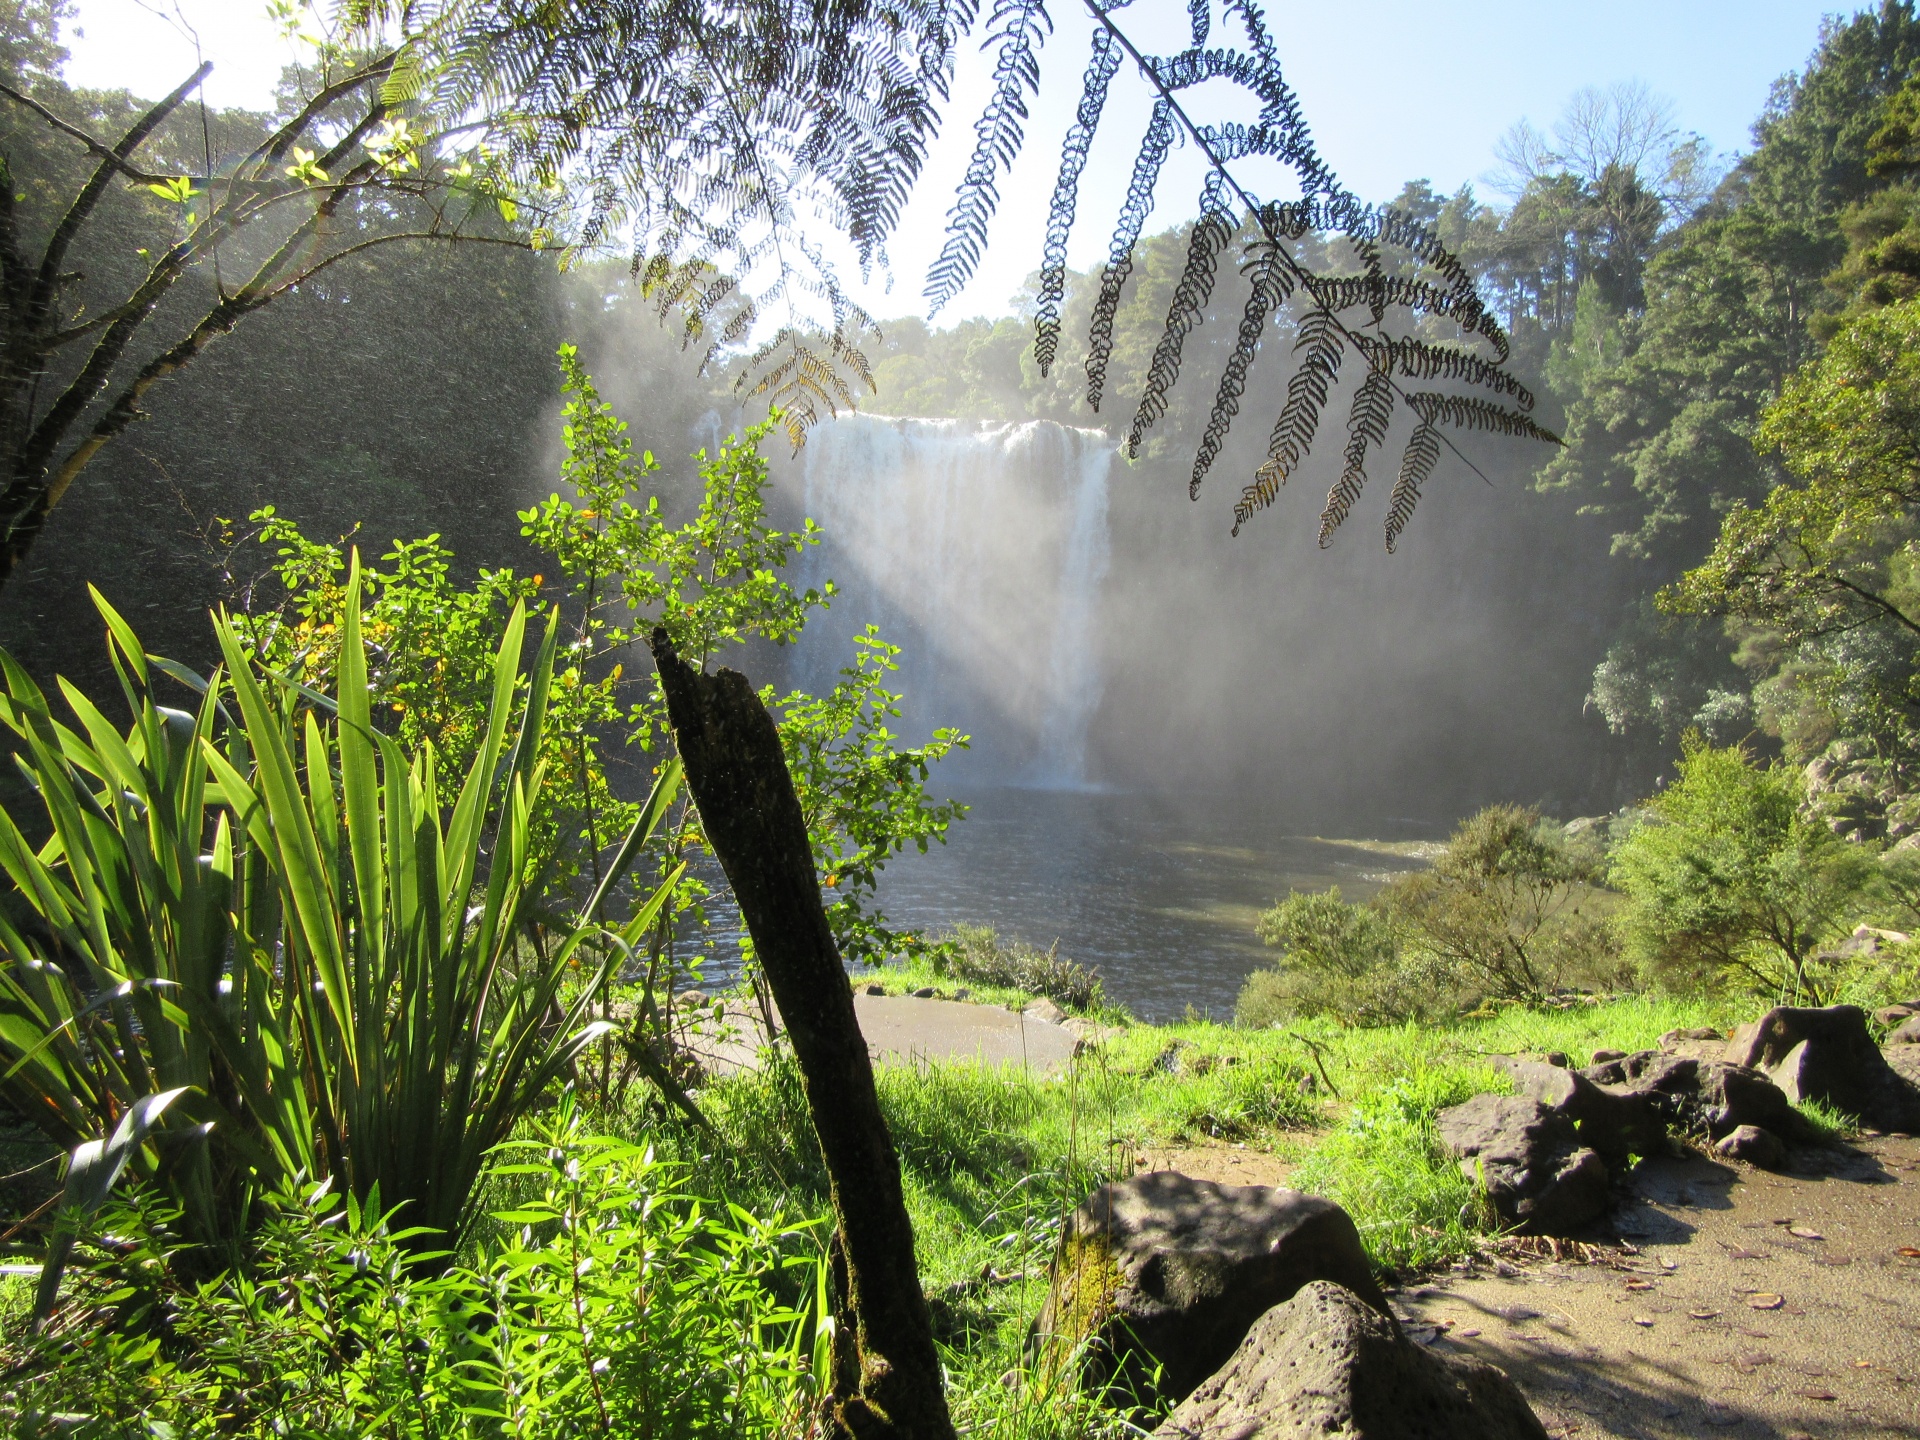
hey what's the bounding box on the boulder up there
[1887,1015,1920,1046]
[1023,997,1068,1025]
[1578,1051,1816,1143]
[1660,1026,1722,1047]
[1434,1093,1611,1235]
[1151,1281,1549,1440]
[1035,1172,1388,1407]
[1726,1005,1920,1132]
[1589,1047,1627,1065]
[1874,1003,1917,1029]
[1498,1060,1666,1165]
[1713,1124,1787,1170]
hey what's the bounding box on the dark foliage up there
[942,0,1553,545]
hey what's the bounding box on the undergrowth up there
[18,994,1738,1438]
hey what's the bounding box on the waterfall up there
[793,414,1117,788]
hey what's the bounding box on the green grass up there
[574,991,1733,1438]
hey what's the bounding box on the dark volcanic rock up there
[1151,1281,1550,1440]
[1713,1123,1787,1169]
[1726,1005,1920,1132]
[1434,1093,1611,1235]
[1888,1015,1920,1046]
[1501,1060,1666,1165]
[1036,1171,1389,1407]
[1579,1051,1817,1143]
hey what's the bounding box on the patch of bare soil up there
[1397,1136,1920,1439]
[1133,1142,1299,1189]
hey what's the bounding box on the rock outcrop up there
[1725,1004,1920,1132]
[1579,1051,1816,1145]
[1434,1091,1611,1235]
[1438,1046,1827,1233]
[1036,1172,1388,1407]
[1151,1281,1549,1440]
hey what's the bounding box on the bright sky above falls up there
[70,0,1843,324]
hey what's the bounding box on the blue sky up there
[69,0,1846,322]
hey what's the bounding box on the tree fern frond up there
[1404,390,1558,442]
[926,0,1053,312]
[1384,417,1441,552]
[1191,222,1295,497]
[1318,365,1393,546]
[1035,27,1121,377]
[1229,307,1345,534]
[1087,98,1176,413]
[1126,174,1232,457]
[1351,334,1535,410]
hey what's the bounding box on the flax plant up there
[0,563,683,1297]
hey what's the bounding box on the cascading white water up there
[793,414,1116,788]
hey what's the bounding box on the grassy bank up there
[11,988,1743,1437]
[583,990,1734,1437]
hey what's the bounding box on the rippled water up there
[688,788,1438,1023]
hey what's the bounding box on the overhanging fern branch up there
[1059,0,1556,547]
[926,0,1054,312]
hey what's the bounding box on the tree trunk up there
[649,628,954,1440]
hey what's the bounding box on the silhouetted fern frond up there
[927,0,1054,312]
[1231,305,1344,525]
[429,0,1555,484]
[1087,98,1176,413]
[1036,28,1121,377]
[1190,222,1296,496]
[1379,392,1557,550]
[1127,173,1233,457]
[1319,365,1393,545]
[1385,417,1441,553]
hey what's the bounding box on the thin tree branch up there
[0,70,198,189]
[27,64,211,332]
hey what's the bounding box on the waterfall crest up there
[794,414,1116,789]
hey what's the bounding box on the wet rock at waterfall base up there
[1725,1004,1920,1133]
[1434,1093,1612,1235]
[1035,1172,1388,1407]
[1151,1281,1549,1440]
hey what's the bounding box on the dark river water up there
[686,787,1439,1022]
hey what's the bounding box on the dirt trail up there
[1397,1136,1920,1439]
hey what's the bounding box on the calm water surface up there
[693,788,1438,1022]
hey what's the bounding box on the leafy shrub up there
[10,1108,820,1437]
[1237,887,1445,1026]
[1612,736,1873,1001]
[940,924,1104,1012]
[1241,810,1623,1025]
[235,350,966,966]
[1383,805,1605,1003]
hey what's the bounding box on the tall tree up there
[0,33,541,587]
